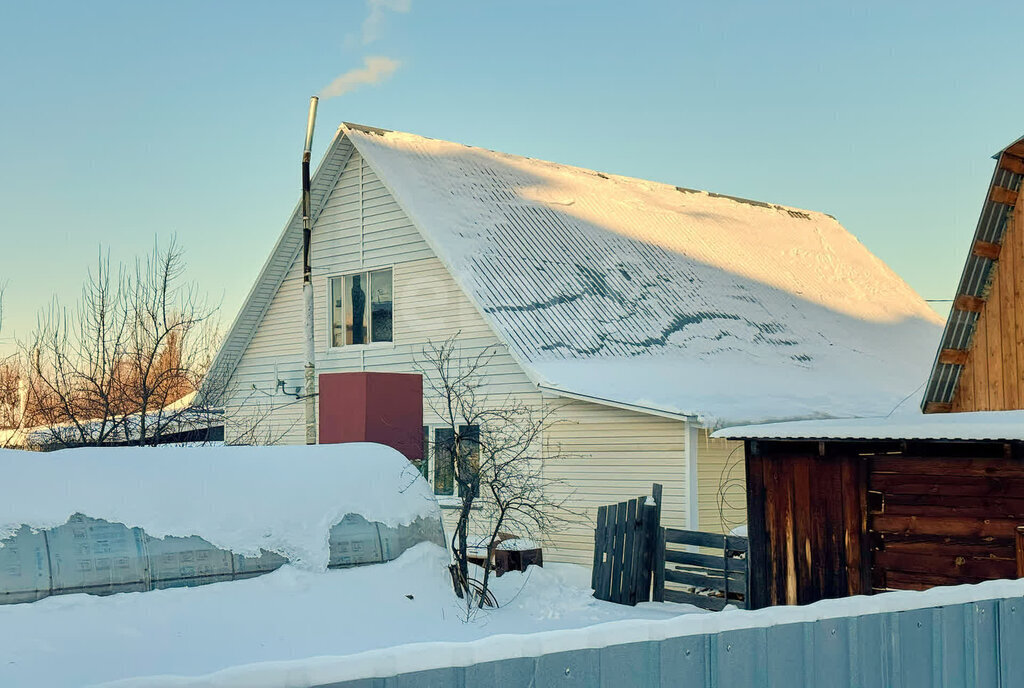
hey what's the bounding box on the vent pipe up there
[301,96,319,445]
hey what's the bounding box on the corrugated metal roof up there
[921,136,1024,409]
[344,125,943,426]
[206,122,945,426]
[714,409,1024,442]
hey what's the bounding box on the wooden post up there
[650,483,664,603]
[653,525,666,602]
[592,505,607,593]
[1016,525,1024,578]
[745,441,770,609]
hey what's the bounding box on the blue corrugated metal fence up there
[315,594,1024,687]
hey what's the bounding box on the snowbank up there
[0,543,699,687]
[0,444,438,569]
[103,573,1024,687]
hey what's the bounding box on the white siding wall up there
[222,148,716,565]
[696,431,747,534]
[542,395,689,566]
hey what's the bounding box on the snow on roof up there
[0,443,438,569]
[713,409,1024,441]
[344,125,943,427]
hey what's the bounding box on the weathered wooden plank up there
[873,551,1017,579]
[621,498,638,605]
[635,499,658,604]
[1000,153,1024,175]
[1017,526,1024,578]
[665,549,729,570]
[872,514,1022,538]
[662,588,729,610]
[592,505,607,592]
[991,186,1019,206]
[986,269,1005,409]
[872,473,1024,496]
[1000,241,1019,408]
[744,443,769,609]
[938,348,970,366]
[663,529,726,549]
[972,240,1002,261]
[665,567,734,592]
[597,507,614,600]
[610,501,628,604]
[883,570,989,591]
[841,456,863,597]
[872,457,1024,478]
[792,455,815,603]
[975,305,990,410]
[725,535,749,552]
[954,294,985,313]
[1013,212,1024,408]
[880,538,1014,559]
[882,502,1024,519]
[653,526,666,603]
[924,401,953,413]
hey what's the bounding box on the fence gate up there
[592,483,749,610]
[590,485,661,605]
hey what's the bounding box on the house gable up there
[922,136,1024,412]
[220,141,540,443]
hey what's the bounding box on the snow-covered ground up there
[0,543,702,687]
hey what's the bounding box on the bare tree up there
[418,335,577,611]
[20,238,221,449]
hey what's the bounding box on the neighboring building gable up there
[922,136,1024,412]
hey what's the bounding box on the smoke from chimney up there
[319,56,401,100]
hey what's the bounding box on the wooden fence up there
[661,528,748,610]
[590,484,662,605]
[592,483,749,610]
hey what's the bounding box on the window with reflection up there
[330,268,393,346]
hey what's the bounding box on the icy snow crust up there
[0,444,438,569]
[714,408,1024,441]
[346,126,943,427]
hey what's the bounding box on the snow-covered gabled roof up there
[210,123,944,427]
[344,125,942,427]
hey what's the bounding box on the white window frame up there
[422,422,480,508]
[327,266,395,349]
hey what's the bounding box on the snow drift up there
[0,444,441,570]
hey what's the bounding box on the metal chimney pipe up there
[301,96,319,445]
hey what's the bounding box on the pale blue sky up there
[2,1,1023,350]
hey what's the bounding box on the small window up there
[330,268,392,347]
[424,424,479,497]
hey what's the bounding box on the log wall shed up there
[716,413,1024,609]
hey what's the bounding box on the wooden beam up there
[990,186,1019,206]
[972,239,1002,260]
[954,294,986,313]
[1007,141,1024,158]
[1000,154,1024,176]
[1017,525,1024,578]
[938,348,969,366]
[924,401,953,414]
